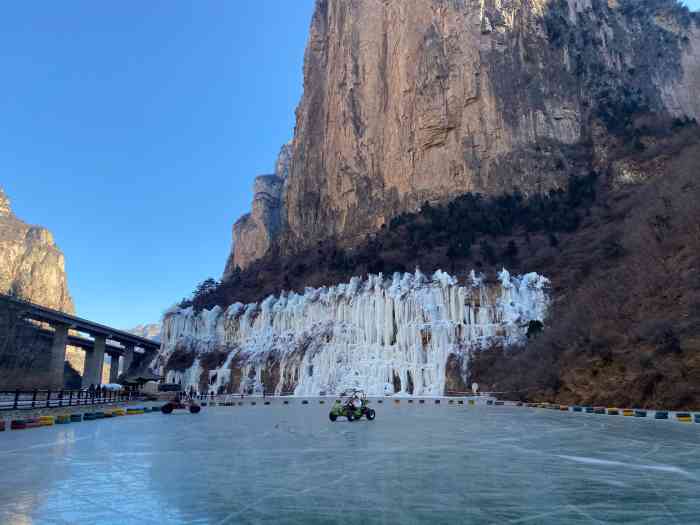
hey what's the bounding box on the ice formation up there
[156,269,549,396]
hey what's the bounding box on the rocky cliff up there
[128,323,162,342]
[0,188,74,312]
[226,0,700,271]
[156,269,548,396]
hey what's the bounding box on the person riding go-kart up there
[161,391,201,414]
[329,389,376,422]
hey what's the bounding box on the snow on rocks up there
[157,269,550,396]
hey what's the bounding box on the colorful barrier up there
[655,411,669,420]
[695,414,700,424]
[594,407,606,414]
[622,409,634,417]
[0,420,5,432]
[559,405,569,411]
[70,414,82,422]
[25,418,42,429]
[635,410,647,418]
[56,415,71,424]
[607,408,620,416]
[572,406,582,413]
[584,407,594,413]
[11,420,27,430]
[677,413,692,423]
[40,416,55,426]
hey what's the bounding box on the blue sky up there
[0,1,315,328]
[0,1,698,329]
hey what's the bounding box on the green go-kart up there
[329,389,376,422]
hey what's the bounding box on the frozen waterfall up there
[156,269,549,397]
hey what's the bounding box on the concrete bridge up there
[1,294,160,389]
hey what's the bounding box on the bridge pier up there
[82,334,106,388]
[107,353,120,384]
[122,344,134,376]
[49,323,69,390]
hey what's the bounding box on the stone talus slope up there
[227,0,700,271]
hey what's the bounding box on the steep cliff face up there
[156,269,549,396]
[227,0,700,270]
[128,323,162,342]
[0,188,74,312]
[223,144,291,275]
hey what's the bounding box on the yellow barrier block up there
[622,409,634,417]
[39,416,55,426]
[113,409,126,416]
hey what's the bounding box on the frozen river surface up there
[1,402,699,524]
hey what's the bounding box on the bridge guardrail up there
[0,390,137,411]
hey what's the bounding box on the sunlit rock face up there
[0,187,74,313]
[156,269,549,396]
[223,143,290,275]
[224,0,700,271]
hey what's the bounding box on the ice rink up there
[1,402,699,524]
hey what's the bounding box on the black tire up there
[329,413,337,422]
[347,411,355,421]
[189,405,201,414]
[161,403,174,414]
[367,409,376,421]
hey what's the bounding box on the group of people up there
[85,384,110,398]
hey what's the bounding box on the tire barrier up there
[677,413,692,423]
[655,411,669,420]
[435,400,441,404]
[572,406,582,413]
[264,401,271,405]
[486,400,494,406]
[70,414,82,423]
[635,410,647,418]
[11,420,27,430]
[458,400,464,405]
[584,407,594,413]
[84,413,96,421]
[301,400,308,405]
[40,416,55,426]
[607,408,620,416]
[623,409,634,417]
[594,407,606,414]
[377,400,383,404]
[283,401,289,405]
